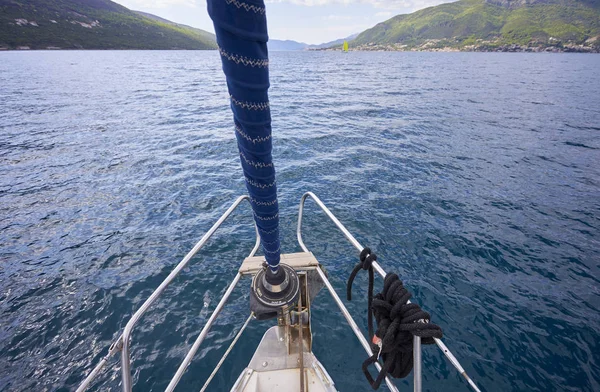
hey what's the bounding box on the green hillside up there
[351,0,600,51]
[0,0,217,50]
[133,10,215,43]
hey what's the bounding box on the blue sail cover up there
[208,0,280,270]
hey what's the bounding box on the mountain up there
[307,33,359,49]
[351,0,600,51]
[267,34,359,51]
[133,11,215,43]
[0,0,217,50]
[268,39,309,51]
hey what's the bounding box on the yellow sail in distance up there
[343,40,348,52]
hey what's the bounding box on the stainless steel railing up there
[77,195,259,392]
[77,192,481,392]
[297,191,482,392]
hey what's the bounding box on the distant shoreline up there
[316,43,600,54]
[0,47,216,51]
[1,47,599,53]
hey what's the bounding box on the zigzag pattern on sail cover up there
[231,95,270,111]
[249,196,277,206]
[258,226,278,235]
[261,238,279,246]
[245,175,276,189]
[219,47,269,68]
[263,245,281,254]
[240,151,273,169]
[253,211,279,221]
[235,124,271,144]
[225,0,266,14]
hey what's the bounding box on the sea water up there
[0,51,599,391]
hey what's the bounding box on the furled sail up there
[208,0,280,271]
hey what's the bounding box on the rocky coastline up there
[314,36,600,53]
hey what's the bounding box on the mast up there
[208,0,280,272]
[208,0,298,307]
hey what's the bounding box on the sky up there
[113,0,453,44]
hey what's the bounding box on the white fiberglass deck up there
[231,326,336,392]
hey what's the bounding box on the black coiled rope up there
[347,248,443,390]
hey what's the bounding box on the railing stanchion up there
[166,273,243,392]
[414,336,422,392]
[298,192,482,392]
[75,196,254,392]
[199,313,254,392]
[315,266,400,392]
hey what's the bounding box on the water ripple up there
[0,51,599,391]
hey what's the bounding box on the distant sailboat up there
[343,40,349,52]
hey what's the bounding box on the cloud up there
[323,14,354,20]
[322,23,372,32]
